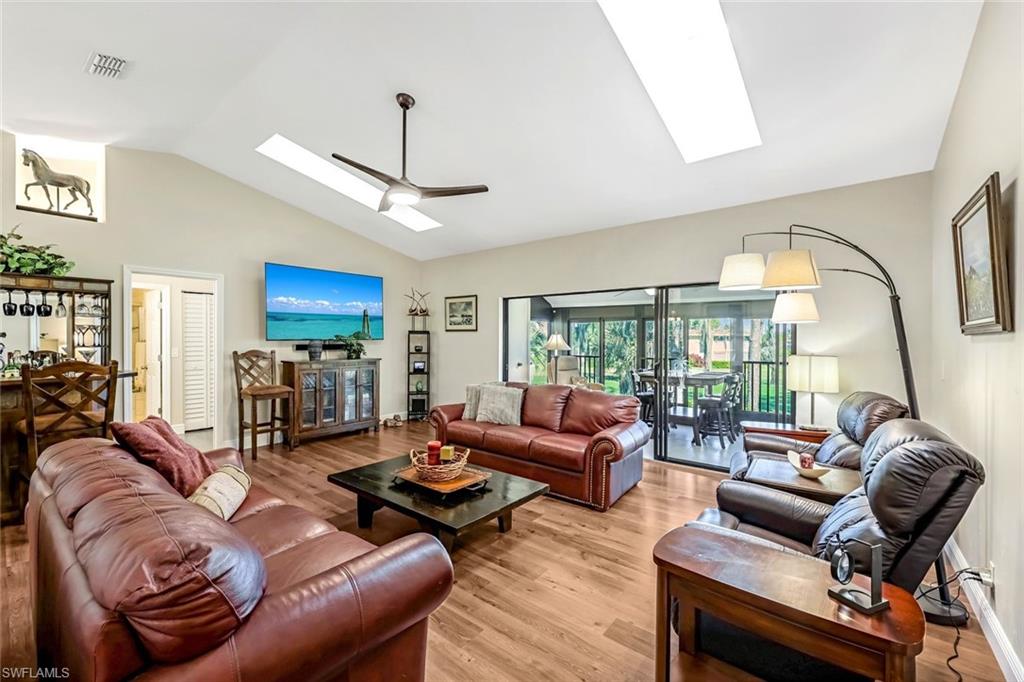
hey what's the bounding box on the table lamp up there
[787,354,839,425]
[544,333,571,383]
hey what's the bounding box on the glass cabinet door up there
[359,366,375,420]
[321,369,338,425]
[343,369,358,422]
[300,370,319,429]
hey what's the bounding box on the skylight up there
[255,134,441,232]
[598,0,762,163]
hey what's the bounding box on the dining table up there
[637,369,730,445]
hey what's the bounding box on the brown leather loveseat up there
[26,438,454,682]
[430,385,651,511]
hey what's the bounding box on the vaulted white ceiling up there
[2,1,981,260]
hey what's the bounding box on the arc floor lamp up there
[719,223,963,626]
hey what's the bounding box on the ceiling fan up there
[331,93,488,213]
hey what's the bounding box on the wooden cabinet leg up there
[497,510,512,533]
[677,590,698,656]
[886,653,915,682]
[655,567,672,682]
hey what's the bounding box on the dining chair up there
[696,373,742,449]
[630,369,655,424]
[232,349,294,460]
[17,360,119,475]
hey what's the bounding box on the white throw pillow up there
[187,464,251,520]
[464,381,504,421]
[464,384,483,420]
[475,384,524,426]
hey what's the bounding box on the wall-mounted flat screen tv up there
[265,262,384,340]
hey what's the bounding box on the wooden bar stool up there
[232,350,294,461]
[17,360,119,477]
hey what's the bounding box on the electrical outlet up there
[977,562,995,588]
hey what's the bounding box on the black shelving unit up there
[407,330,430,420]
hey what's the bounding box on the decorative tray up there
[393,465,492,494]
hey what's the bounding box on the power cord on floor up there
[917,568,983,682]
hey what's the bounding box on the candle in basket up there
[427,440,442,466]
[440,445,455,462]
[799,453,815,470]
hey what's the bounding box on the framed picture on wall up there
[444,295,477,332]
[951,172,1012,335]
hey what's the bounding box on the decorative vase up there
[415,380,424,392]
[307,340,323,361]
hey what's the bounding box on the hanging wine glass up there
[91,296,105,316]
[56,293,68,318]
[37,292,53,317]
[75,295,90,316]
[20,291,35,316]
[3,291,15,316]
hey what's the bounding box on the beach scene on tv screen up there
[266,263,383,340]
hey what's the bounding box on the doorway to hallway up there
[124,267,222,448]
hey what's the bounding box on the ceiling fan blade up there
[418,184,489,199]
[331,153,399,186]
[377,193,394,213]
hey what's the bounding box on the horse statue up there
[21,149,94,216]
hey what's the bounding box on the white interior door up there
[143,289,163,417]
[183,292,215,431]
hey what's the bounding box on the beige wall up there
[2,130,422,447]
[927,0,1023,665]
[423,172,934,428]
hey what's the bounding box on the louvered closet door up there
[183,292,215,431]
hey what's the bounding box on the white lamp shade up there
[787,355,839,393]
[762,249,821,290]
[544,333,571,351]
[718,253,766,291]
[771,292,820,324]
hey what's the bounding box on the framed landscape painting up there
[445,295,478,332]
[951,172,1011,334]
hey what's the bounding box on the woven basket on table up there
[409,447,471,482]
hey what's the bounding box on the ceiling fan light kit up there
[331,92,488,215]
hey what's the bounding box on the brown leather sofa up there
[695,419,984,593]
[430,384,651,511]
[730,391,908,479]
[26,438,454,682]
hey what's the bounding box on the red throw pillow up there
[111,417,217,497]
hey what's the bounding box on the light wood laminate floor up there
[1,422,1003,681]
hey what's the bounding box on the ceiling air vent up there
[86,52,128,79]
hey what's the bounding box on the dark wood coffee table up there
[654,526,925,681]
[745,456,862,504]
[327,456,549,553]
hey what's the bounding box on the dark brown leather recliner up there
[26,438,454,682]
[696,419,984,592]
[730,391,909,480]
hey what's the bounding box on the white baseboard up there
[944,540,1024,682]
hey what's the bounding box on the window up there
[602,320,636,394]
[529,319,549,385]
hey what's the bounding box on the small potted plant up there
[332,334,365,359]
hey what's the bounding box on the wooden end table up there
[741,420,833,444]
[327,455,548,554]
[654,526,924,681]
[744,456,862,505]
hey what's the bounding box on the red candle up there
[427,440,442,466]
